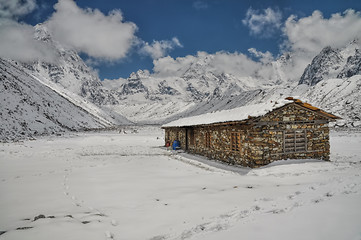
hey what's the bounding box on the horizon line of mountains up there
[1,24,360,141]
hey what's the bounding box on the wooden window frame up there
[283,130,307,153]
[230,132,241,152]
[189,129,195,146]
[205,132,211,148]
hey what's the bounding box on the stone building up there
[162,98,340,168]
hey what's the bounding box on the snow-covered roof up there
[162,99,293,128]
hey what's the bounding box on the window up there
[231,132,241,151]
[205,132,211,148]
[284,130,307,153]
[189,129,195,146]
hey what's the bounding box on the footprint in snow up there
[252,205,261,211]
[105,231,114,239]
[268,209,285,214]
[312,198,324,204]
[258,197,273,202]
[325,192,334,197]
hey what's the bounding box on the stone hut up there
[162,98,340,168]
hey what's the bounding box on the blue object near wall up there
[172,140,180,150]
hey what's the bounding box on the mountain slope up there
[299,42,360,86]
[105,52,296,123]
[0,58,116,141]
[22,24,119,106]
[4,23,359,130]
[299,46,344,86]
[109,42,361,126]
[298,75,361,127]
[337,49,361,78]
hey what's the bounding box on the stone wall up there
[165,128,186,147]
[164,103,331,168]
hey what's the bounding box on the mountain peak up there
[129,69,150,80]
[34,24,52,43]
[299,46,344,86]
[337,48,361,78]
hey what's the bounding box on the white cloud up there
[248,48,274,64]
[283,9,361,56]
[152,51,271,80]
[210,51,262,77]
[0,0,57,62]
[242,7,282,38]
[0,0,37,19]
[139,37,183,59]
[153,54,197,77]
[0,19,57,62]
[134,8,361,84]
[102,77,127,91]
[280,9,361,80]
[0,0,182,64]
[193,1,208,10]
[46,0,138,60]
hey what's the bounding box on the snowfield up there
[0,127,360,240]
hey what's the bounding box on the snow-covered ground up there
[0,127,360,240]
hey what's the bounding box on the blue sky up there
[3,0,361,79]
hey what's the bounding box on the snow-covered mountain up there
[103,51,298,123]
[290,43,360,127]
[248,43,361,127]
[116,53,293,102]
[1,23,360,140]
[0,58,118,141]
[22,24,119,106]
[300,76,361,127]
[337,49,361,78]
[106,42,361,126]
[0,23,135,141]
[299,41,360,86]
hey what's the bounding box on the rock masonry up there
[164,103,333,168]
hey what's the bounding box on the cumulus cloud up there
[0,20,57,62]
[102,77,127,90]
[0,0,37,19]
[46,0,137,60]
[0,0,57,62]
[139,37,183,59]
[210,51,262,77]
[143,8,361,84]
[0,0,182,63]
[152,51,270,79]
[153,54,197,77]
[242,7,282,38]
[279,9,361,80]
[193,1,208,10]
[248,48,274,64]
[283,9,361,56]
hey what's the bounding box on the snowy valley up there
[0,127,360,240]
[1,13,361,240]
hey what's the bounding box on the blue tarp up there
[172,140,180,150]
